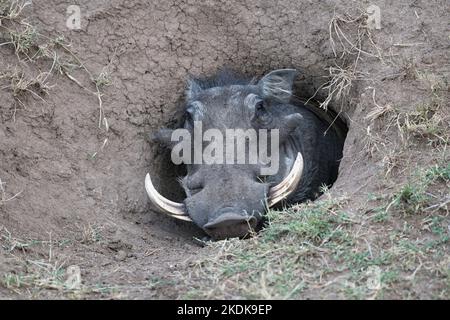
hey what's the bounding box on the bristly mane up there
[191,69,255,90]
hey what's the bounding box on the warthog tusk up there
[267,152,304,207]
[145,173,192,222]
[145,153,302,221]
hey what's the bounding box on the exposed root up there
[309,9,385,111]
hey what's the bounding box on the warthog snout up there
[203,210,257,240]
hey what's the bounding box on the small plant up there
[425,216,450,243]
[425,163,450,182]
[402,104,446,141]
[2,273,34,289]
[345,250,393,271]
[93,69,112,88]
[0,227,35,251]
[385,164,450,216]
[394,183,429,215]
[80,224,102,244]
[373,207,389,222]
[8,22,37,57]
[0,68,53,110]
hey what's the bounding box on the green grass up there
[8,23,37,56]
[179,196,357,299]
[344,251,393,271]
[177,164,449,299]
[264,198,352,245]
[426,163,450,181]
[393,182,429,215]
[1,261,67,291]
[388,163,449,215]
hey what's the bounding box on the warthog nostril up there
[203,213,257,240]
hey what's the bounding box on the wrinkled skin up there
[152,69,346,240]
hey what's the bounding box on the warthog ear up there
[186,78,202,101]
[258,69,297,103]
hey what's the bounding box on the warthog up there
[146,69,346,240]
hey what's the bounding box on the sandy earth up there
[0,0,448,299]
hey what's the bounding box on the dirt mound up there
[0,0,448,299]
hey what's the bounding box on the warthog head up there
[147,69,306,240]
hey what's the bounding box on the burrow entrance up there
[147,77,349,238]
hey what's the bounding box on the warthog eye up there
[188,187,203,196]
[253,100,272,125]
[185,105,194,122]
[255,100,264,112]
[183,174,204,196]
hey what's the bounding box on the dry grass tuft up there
[80,223,103,244]
[398,104,449,146]
[328,10,381,60]
[308,9,383,111]
[316,64,366,110]
[0,0,30,22]
[1,67,52,97]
